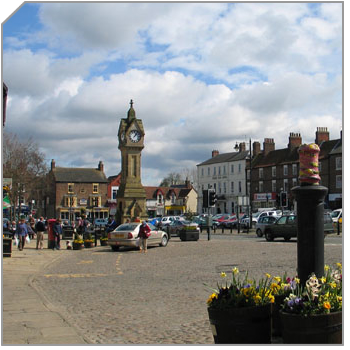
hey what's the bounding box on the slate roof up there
[52,167,108,183]
[197,150,249,166]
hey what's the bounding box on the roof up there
[197,150,249,166]
[52,167,107,183]
[144,186,193,200]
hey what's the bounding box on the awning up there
[3,196,11,209]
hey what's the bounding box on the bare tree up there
[3,132,47,220]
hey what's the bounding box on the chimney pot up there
[51,159,56,171]
[212,150,219,158]
[315,127,329,145]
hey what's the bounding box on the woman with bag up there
[15,218,28,251]
[137,221,151,253]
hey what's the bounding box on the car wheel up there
[265,230,274,242]
[159,234,168,247]
[256,229,263,237]
[111,245,119,251]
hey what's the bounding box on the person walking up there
[35,217,46,250]
[138,221,151,253]
[15,218,28,251]
[28,215,36,239]
[53,218,63,250]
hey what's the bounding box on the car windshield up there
[116,223,139,231]
[331,211,340,218]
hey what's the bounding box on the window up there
[292,164,297,176]
[68,183,74,193]
[223,166,226,175]
[218,166,221,175]
[231,164,234,174]
[93,184,99,193]
[272,180,276,193]
[201,168,204,177]
[259,181,263,192]
[259,168,264,179]
[223,182,226,194]
[272,166,276,178]
[158,194,163,204]
[247,169,250,180]
[238,164,242,173]
[213,167,216,176]
[336,175,342,189]
[208,167,210,176]
[91,197,99,207]
[292,178,297,187]
[336,157,342,170]
[284,165,288,176]
[231,182,234,193]
[238,181,242,193]
[171,193,176,204]
[65,196,75,207]
[218,182,221,194]
[277,216,287,225]
[284,179,289,192]
[112,189,118,200]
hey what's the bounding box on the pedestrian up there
[53,218,62,250]
[10,221,17,238]
[106,216,118,233]
[35,216,46,250]
[77,215,89,238]
[15,218,28,251]
[28,215,36,239]
[137,221,151,253]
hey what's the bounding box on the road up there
[32,232,342,344]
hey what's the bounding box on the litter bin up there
[47,219,57,249]
[3,237,12,257]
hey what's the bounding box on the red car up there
[219,215,239,228]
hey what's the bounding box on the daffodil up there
[221,272,227,278]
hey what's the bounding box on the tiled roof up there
[53,167,107,183]
[144,186,193,200]
[197,150,249,166]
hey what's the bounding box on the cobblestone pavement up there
[32,233,342,344]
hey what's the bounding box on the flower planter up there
[272,295,285,336]
[179,229,199,241]
[3,238,12,257]
[208,304,272,344]
[73,242,84,250]
[280,311,342,344]
[100,239,108,246]
[84,241,94,248]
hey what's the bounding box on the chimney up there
[239,142,246,152]
[212,150,219,158]
[51,159,56,171]
[98,161,104,172]
[315,127,329,145]
[253,141,261,157]
[263,138,275,156]
[288,132,302,150]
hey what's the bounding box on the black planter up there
[208,304,272,344]
[180,229,199,241]
[280,311,342,344]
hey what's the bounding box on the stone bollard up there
[292,144,328,285]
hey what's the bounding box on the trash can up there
[47,219,57,249]
[3,237,12,257]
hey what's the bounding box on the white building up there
[197,145,250,215]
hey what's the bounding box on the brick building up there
[46,160,109,221]
[250,127,342,210]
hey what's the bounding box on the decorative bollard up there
[292,144,328,284]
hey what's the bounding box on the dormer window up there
[171,193,176,204]
[158,193,163,204]
[68,183,74,193]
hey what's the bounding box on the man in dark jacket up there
[35,217,46,250]
[53,219,62,250]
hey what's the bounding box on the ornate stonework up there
[116,100,148,224]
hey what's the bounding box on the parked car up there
[219,215,239,228]
[94,218,108,227]
[264,213,335,242]
[166,220,199,236]
[160,216,181,227]
[255,216,278,237]
[107,222,169,251]
[331,209,342,223]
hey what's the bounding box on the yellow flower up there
[254,295,262,304]
[232,267,239,275]
[207,293,218,304]
[265,273,271,278]
[324,265,330,272]
[268,295,275,303]
[295,278,300,284]
[336,263,342,271]
[320,277,326,283]
[323,301,331,310]
[273,276,281,283]
[329,282,337,289]
[221,272,227,278]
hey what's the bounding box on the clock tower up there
[116,100,148,224]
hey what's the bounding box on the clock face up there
[120,132,126,142]
[129,130,141,143]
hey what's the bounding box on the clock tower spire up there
[116,100,147,224]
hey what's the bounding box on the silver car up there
[255,216,278,237]
[107,222,169,251]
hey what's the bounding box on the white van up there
[331,209,342,223]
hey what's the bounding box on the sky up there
[1,1,344,186]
